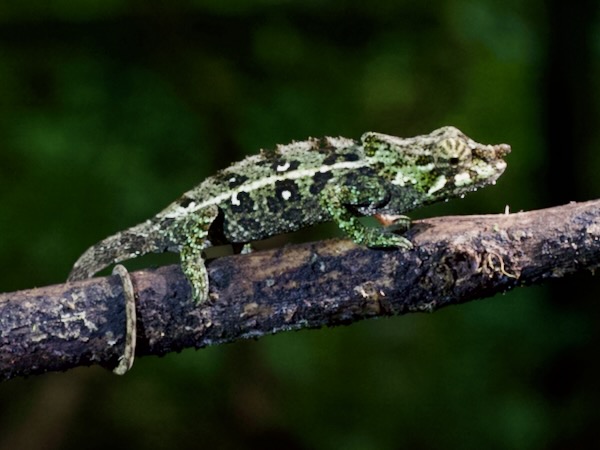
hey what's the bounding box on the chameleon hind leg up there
[321,183,413,249]
[175,205,220,303]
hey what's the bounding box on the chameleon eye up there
[437,138,470,166]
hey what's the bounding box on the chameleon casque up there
[69,126,510,303]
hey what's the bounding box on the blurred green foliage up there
[0,1,599,449]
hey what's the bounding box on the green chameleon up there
[69,126,510,303]
[68,126,509,374]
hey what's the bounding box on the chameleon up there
[69,126,510,302]
[69,126,509,374]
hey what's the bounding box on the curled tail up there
[68,219,176,281]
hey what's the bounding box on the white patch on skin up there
[281,190,292,200]
[393,169,410,186]
[231,192,241,206]
[392,173,408,186]
[454,172,472,186]
[427,175,447,195]
[277,162,291,172]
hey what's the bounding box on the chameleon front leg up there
[321,183,413,249]
[174,205,220,303]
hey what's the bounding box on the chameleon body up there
[69,126,510,302]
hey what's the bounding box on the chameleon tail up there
[68,219,174,281]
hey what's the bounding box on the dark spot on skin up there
[344,166,378,184]
[416,155,434,166]
[230,191,254,214]
[254,158,277,169]
[266,180,300,212]
[270,159,301,172]
[323,153,340,165]
[266,196,279,212]
[343,153,360,162]
[227,174,249,188]
[309,171,334,194]
[212,171,249,188]
[177,196,195,208]
[274,180,300,199]
[323,150,360,165]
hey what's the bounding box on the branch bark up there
[2,200,600,380]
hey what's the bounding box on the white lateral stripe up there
[165,159,370,217]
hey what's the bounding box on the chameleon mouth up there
[491,143,511,176]
[458,142,510,190]
[471,142,511,180]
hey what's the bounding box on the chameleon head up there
[362,126,511,203]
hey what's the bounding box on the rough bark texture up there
[2,200,600,380]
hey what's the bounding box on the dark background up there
[1,1,599,449]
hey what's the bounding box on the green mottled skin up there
[69,126,510,302]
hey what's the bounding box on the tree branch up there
[2,200,600,380]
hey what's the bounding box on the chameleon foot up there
[112,264,136,375]
[180,244,210,303]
